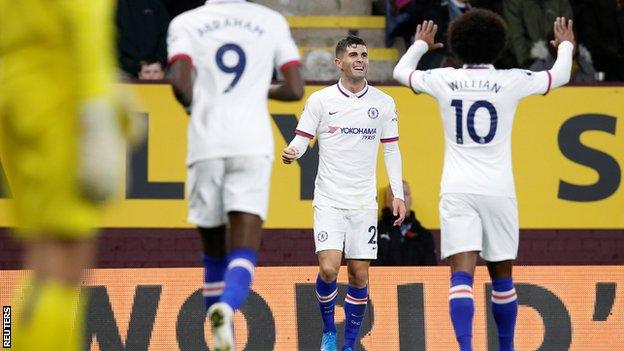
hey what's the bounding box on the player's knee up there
[319,263,339,282]
[347,269,369,287]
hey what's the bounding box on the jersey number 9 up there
[216,43,246,93]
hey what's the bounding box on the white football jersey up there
[295,80,399,209]
[167,0,301,164]
[408,64,552,197]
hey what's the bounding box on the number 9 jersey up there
[407,53,556,198]
[166,0,301,164]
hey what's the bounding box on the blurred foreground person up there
[0,0,141,350]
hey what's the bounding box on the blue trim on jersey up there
[357,85,369,98]
[336,83,350,97]
[337,79,369,98]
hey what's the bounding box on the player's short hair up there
[448,9,507,64]
[335,35,367,58]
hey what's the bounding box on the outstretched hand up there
[415,20,444,51]
[550,17,575,48]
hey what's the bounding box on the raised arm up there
[393,20,444,93]
[548,17,575,89]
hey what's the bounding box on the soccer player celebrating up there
[393,13,574,351]
[0,0,130,350]
[282,35,407,351]
[167,0,304,350]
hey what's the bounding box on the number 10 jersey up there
[167,0,301,164]
[408,63,553,197]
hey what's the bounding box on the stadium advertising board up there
[0,266,622,350]
[0,85,621,228]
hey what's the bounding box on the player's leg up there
[317,249,342,351]
[187,159,228,310]
[219,211,262,310]
[448,252,478,351]
[341,209,376,351]
[207,211,261,351]
[440,194,483,351]
[314,206,347,351]
[343,259,370,351]
[15,237,95,351]
[208,155,271,350]
[480,195,519,351]
[218,155,272,310]
[486,260,516,351]
[199,226,227,309]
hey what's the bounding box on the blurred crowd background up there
[117,0,624,83]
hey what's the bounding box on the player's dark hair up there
[335,35,367,58]
[448,9,507,64]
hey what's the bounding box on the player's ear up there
[334,57,342,70]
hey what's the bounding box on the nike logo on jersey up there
[329,111,339,115]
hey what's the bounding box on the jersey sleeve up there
[380,98,399,143]
[167,16,194,64]
[274,16,301,72]
[294,93,322,139]
[408,68,449,98]
[509,69,552,98]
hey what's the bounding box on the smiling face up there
[335,44,368,82]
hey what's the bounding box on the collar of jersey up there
[337,79,369,98]
[462,64,495,69]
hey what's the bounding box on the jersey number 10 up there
[216,43,247,93]
[451,99,498,145]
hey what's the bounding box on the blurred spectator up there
[375,181,437,266]
[385,0,449,69]
[117,0,170,78]
[471,0,504,14]
[448,0,472,21]
[577,0,624,82]
[503,0,573,68]
[439,1,516,69]
[138,58,165,80]
[503,0,596,81]
[162,0,204,18]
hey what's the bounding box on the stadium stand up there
[255,0,399,81]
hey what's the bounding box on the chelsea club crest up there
[317,231,328,242]
[367,107,379,119]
